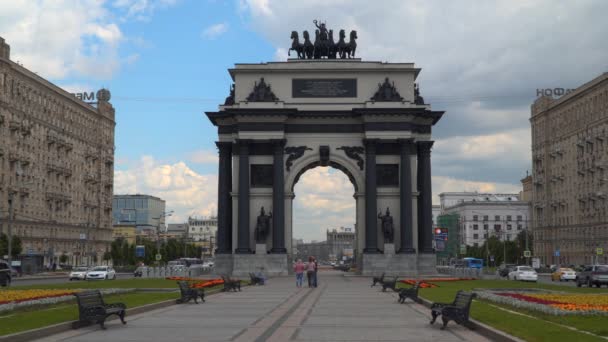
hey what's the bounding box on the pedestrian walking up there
[306,256,316,288]
[313,257,319,287]
[293,259,305,287]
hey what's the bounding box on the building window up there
[507,224,512,230]
[483,224,489,230]
[506,215,512,221]
[483,233,488,238]
[494,215,500,221]
[473,215,478,222]
[473,224,479,230]
[517,224,523,230]
[474,243,479,247]
[483,215,488,221]
[517,215,523,221]
[494,224,501,231]
[473,234,479,239]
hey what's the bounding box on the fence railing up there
[136,266,212,278]
[436,266,482,278]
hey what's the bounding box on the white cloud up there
[113,0,179,21]
[293,167,356,242]
[201,22,229,39]
[187,150,219,164]
[114,156,218,224]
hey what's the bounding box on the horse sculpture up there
[343,30,358,58]
[288,31,304,59]
[302,30,314,59]
[328,29,336,59]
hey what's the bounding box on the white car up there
[85,266,116,280]
[508,266,538,282]
[69,266,90,281]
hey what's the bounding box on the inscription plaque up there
[251,165,273,188]
[292,79,357,98]
[376,164,399,187]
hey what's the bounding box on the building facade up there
[112,194,166,230]
[0,37,115,267]
[165,223,188,240]
[112,225,137,245]
[187,216,217,256]
[439,192,530,247]
[531,73,608,265]
[326,227,355,262]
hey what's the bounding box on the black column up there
[398,139,415,254]
[235,139,252,254]
[271,139,287,253]
[215,142,232,254]
[417,141,434,253]
[363,139,381,253]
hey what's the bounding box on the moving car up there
[551,267,577,282]
[508,266,538,282]
[497,264,516,278]
[0,260,11,287]
[69,266,90,281]
[85,266,116,280]
[576,265,608,288]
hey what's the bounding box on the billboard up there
[135,245,145,258]
[434,228,448,252]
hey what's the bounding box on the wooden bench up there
[371,272,385,287]
[430,290,476,329]
[398,282,420,303]
[222,275,241,292]
[176,281,205,304]
[381,276,398,292]
[73,290,126,329]
[249,273,264,285]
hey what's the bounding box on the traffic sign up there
[155,253,162,261]
[459,245,466,255]
[597,248,604,256]
[524,250,531,258]
[490,255,495,262]
[554,249,560,257]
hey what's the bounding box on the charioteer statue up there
[289,20,357,60]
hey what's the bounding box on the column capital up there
[416,140,434,155]
[270,138,287,150]
[363,138,379,153]
[397,138,416,154]
[215,141,232,152]
[236,139,252,154]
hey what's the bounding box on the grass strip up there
[12,278,180,290]
[396,279,608,341]
[0,292,179,336]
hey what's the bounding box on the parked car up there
[551,267,577,282]
[69,266,90,281]
[0,260,12,287]
[497,264,517,278]
[576,265,608,288]
[508,266,538,282]
[85,266,116,280]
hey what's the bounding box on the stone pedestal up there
[417,253,438,276]
[362,252,417,277]
[213,254,234,276]
[384,243,395,255]
[255,244,267,255]
[232,254,288,277]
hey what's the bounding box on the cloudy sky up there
[2,0,607,242]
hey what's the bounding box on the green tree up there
[59,254,68,264]
[0,233,7,257]
[10,235,22,257]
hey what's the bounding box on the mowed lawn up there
[398,279,608,342]
[0,292,179,336]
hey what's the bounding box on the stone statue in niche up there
[255,206,272,243]
[378,207,394,243]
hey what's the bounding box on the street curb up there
[0,288,226,342]
[417,297,525,342]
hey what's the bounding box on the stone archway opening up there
[290,163,358,267]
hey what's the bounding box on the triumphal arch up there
[205,22,444,276]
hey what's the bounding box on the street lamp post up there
[7,192,15,266]
[153,211,173,264]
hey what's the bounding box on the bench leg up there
[119,311,127,325]
[440,316,450,330]
[194,296,198,304]
[99,319,106,330]
[430,311,439,324]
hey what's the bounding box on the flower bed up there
[165,277,224,289]
[399,277,475,288]
[475,289,608,316]
[0,288,134,313]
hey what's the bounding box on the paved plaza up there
[36,271,489,342]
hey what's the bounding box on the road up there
[11,273,133,287]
